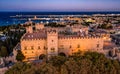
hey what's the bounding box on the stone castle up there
[20,23,104,60]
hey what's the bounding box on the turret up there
[26,26,33,33]
[47,29,58,58]
[35,23,44,30]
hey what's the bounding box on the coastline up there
[0,12,120,26]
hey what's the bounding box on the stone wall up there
[21,35,103,60]
[58,37,103,55]
[21,39,47,60]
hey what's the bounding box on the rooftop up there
[22,30,47,40]
[22,31,102,40]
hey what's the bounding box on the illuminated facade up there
[20,23,104,60]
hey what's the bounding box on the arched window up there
[31,46,34,50]
[52,40,54,42]
[38,46,40,50]
[97,44,100,48]
[44,46,47,50]
[24,46,27,50]
[51,48,55,52]
[77,44,80,48]
[69,45,72,48]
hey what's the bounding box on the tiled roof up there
[22,30,47,40]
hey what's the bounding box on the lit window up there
[77,44,80,48]
[52,40,54,42]
[25,52,27,54]
[31,46,34,50]
[38,46,40,50]
[44,46,47,50]
[24,47,27,50]
[69,45,72,48]
[97,44,99,48]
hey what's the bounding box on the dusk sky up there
[0,0,120,12]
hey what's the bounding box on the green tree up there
[64,59,80,74]
[50,56,67,73]
[16,50,25,61]
[0,46,8,57]
[5,51,120,74]
[5,62,32,74]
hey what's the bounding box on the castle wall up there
[21,36,103,60]
[58,37,103,55]
[21,39,47,60]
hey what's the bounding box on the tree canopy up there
[6,51,120,74]
[16,50,25,62]
[0,46,8,57]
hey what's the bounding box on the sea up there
[0,12,120,26]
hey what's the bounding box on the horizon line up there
[0,11,120,12]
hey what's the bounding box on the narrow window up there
[38,46,40,50]
[69,45,72,48]
[77,44,80,48]
[44,46,47,50]
[24,46,27,50]
[97,44,99,48]
[52,40,54,42]
[31,46,34,50]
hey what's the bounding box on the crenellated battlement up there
[21,38,46,41]
[35,23,44,30]
[47,29,57,33]
[26,26,33,33]
[47,31,57,34]
[58,36,103,40]
[21,36,102,41]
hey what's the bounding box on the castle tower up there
[35,23,44,30]
[47,29,58,58]
[26,26,33,33]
